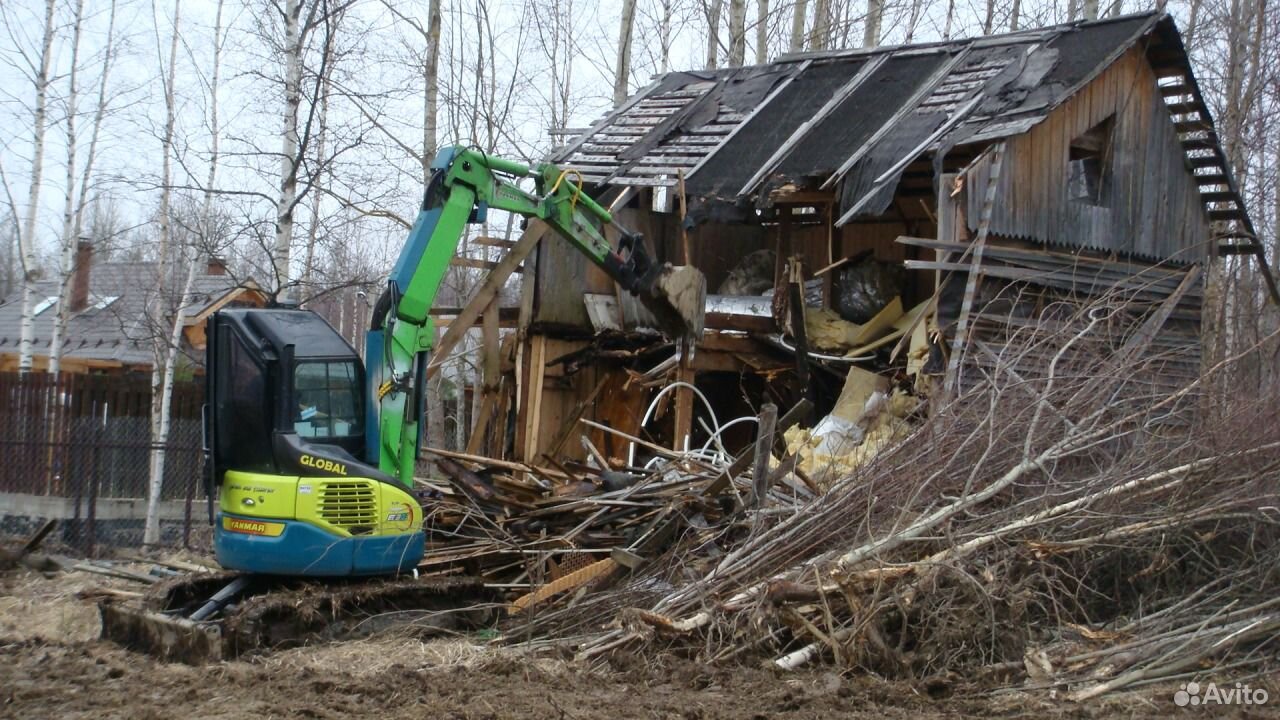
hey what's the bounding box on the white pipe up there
[773,333,876,363]
[698,416,760,459]
[630,381,722,467]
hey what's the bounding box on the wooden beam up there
[430,305,520,320]
[703,398,812,498]
[464,298,503,455]
[787,257,814,422]
[945,142,1006,395]
[472,236,517,249]
[1114,266,1202,363]
[435,315,519,329]
[521,334,547,463]
[672,360,695,453]
[451,256,521,273]
[749,404,778,507]
[428,221,548,380]
[768,189,836,205]
[705,311,775,333]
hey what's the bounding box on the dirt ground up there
[2,567,1277,720]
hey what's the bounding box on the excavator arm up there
[367,146,706,485]
[98,147,707,659]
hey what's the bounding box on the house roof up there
[0,260,262,369]
[555,12,1251,238]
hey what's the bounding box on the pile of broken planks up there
[414,399,815,615]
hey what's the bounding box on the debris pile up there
[421,292,1280,698]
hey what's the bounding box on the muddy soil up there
[2,568,1275,720]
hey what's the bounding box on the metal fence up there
[0,372,210,555]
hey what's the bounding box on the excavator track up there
[99,572,494,664]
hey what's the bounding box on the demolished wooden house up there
[449,12,1269,474]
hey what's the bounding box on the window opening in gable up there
[1068,116,1114,207]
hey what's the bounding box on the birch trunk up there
[16,0,58,374]
[454,353,467,450]
[2,221,13,298]
[426,0,441,167]
[144,0,183,546]
[1221,0,1248,181]
[145,0,220,546]
[982,0,995,33]
[203,0,224,235]
[789,0,807,52]
[145,254,197,545]
[755,0,767,64]
[660,0,674,73]
[274,0,305,303]
[613,0,637,104]
[1184,0,1203,50]
[728,0,746,66]
[809,0,830,50]
[705,0,722,70]
[1010,0,1021,30]
[1271,143,1280,377]
[302,24,335,300]
[905,0,923,41]
[1082,0,1099,20]
[863,0,882,47]
[426,323,446,457]
[49,0,87,376]
[72,1,117,255]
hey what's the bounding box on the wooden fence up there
[0,372,203,499]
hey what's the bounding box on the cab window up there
[293,361,362,438]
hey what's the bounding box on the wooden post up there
[464,298,502,455]
[945,142,1005,396]
[521,334,547,463]
[671,169,695,453]
[672,361,695,452]
[750,403,778,507]
[428,220,547,380]
[787,257,814,424]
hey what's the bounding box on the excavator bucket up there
[640,264,707,342]
[100,604,229,663]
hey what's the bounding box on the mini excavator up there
[99,146,706,661]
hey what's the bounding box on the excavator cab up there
[203,308,425,576]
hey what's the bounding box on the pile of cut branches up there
[505,292,1280,697]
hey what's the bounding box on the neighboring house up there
[460,12,1269,464]
[0,243,268,374]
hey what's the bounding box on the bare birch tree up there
[14,0,57,374]
[274,0,310,303]
[144,0,184,546]
[809,0,831,50]
[789,0,807,52]
[864,0,883,46]
[49,0,119,375]
[905,0,924,40]
[705,0,722,69]
[615,0,638,104]
[728,0,746,66]
[755,0,768,63]
[47,0,88,378]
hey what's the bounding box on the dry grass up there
[0,569,110,643]
[255,634,580,678]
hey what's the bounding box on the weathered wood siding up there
[966,47,1211,264]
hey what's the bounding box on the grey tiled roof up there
[0,260,258,369]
